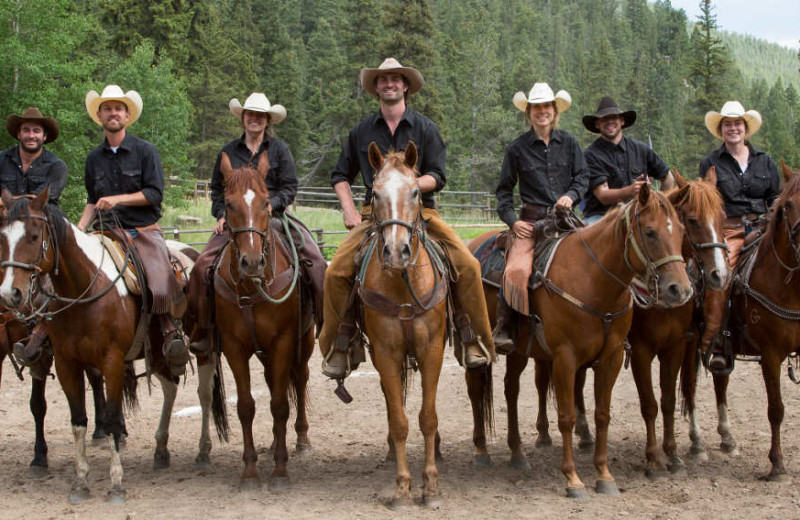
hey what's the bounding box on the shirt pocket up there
[747,171,771,198]
[121,169,142,193]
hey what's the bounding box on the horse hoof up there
[195,453,212,471]
[473,454,491,468]
[106,488,127,504]
[268,476,291,492]
[689,446,709,462]
[667,460,687,476]
[295,442,313,456]
[509,454,532,472]
[535,436,553,448]
[566,486,590,499]
[91,435,107,447]
[595,479,620,496]
[423,493,443,510]
[153,450,170,470]
[645,468,667,482]
[239,478,261,492]
[27,465,48,480]
[389,496,414,511]
[69,485,90,504]
[720,441,739,455]
[765,473,792,484]
[578,438,595,451]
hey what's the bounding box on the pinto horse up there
[358,142,449,510]
[467,184,692,497]
[198,154,314,491]
[0,188,194,503]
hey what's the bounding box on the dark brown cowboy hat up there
[582,96,636,133]
[6,107,59,143]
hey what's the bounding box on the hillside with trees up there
[0,0,798,218]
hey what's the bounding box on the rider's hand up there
[213,217,226,235]
[512,220,534,239]
[343,207,362,230]
[95,196,119,211]
[555,195,574,210]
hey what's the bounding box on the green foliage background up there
[0,0,798,220]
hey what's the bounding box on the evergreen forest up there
[1,0,799,218]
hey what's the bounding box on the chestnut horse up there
[467,184,692,497]
[198,155,314,491]
[0,188,194,503]
[358,142,448,510]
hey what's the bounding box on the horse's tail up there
[476,365,495,437]
[211,353,230,442]
[123,361,140,413]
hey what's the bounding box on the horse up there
[698,161,800,482]
[195,153,314,491]
[467,184,692,497]
[355,141,449,510]
[0,187,196,503]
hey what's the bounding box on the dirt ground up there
[1,345,799,520]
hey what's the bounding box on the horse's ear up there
[30,186,49,211]
[404,141,418,170]
[638,180,652,205]
[256,152,269,179]
[368,142,383,171]
[780,159,796,184]
[667,183,691,208]
[1,188,13,211]
[219,152,234,181]
[702,165,717,187]
[672,167,688,189]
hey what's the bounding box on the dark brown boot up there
[13,320,48,366]
[492,297,515,354]
[322,321,364,379]
[161,316,189,377]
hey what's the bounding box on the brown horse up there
[699,162,800,482]
[356,142,448,510]
[467,184,692,497]
[0,187,193,503]
[627,171,729,479]
[197,155,314,491]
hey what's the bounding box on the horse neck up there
[52,224,125,300]
[755,219,800,293]
[573,215,638,288]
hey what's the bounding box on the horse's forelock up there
[226,167,270,199]
[678,181,724,222]
[376,151,417,182]
[4,197,67,245]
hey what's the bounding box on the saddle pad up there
[530,237,565,290]
[474,231,565,291]
[97,234,142,295]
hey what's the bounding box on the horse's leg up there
[263,341,292,492]
[293,331,314,455]
[533,357,552,448]
[381,381,396,463]
[227,349,260,490]
[551,352,584,498]
[713,373,739,455]
[418,342,444,509]
[592,346,624,496]
[87,367,108,445]
[630,342,665,479]
[659,346,686,476]
[101,359,127,504]
[574,366,594,450]
[28,375,49,478]
[682,336,708,461]
[58,362,90,503]
[507,353,531,470]
[153,373,178,470]
[195,354,215,469]
[466,364,490,468]
[761,350,789,482]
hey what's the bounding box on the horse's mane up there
[671,180,724,223]
[761,173,800,248]
[6,197,68,244]
[225,166,270,197]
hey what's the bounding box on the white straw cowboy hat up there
[6,107,60,143]
[229,93,287,124]
[85,85,143,127]
[359,57,424,99]
[704,101,762,139]
[513,83,572,113]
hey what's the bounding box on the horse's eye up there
[787,201,794,210]
[645,228,658,239]
[373,193,381,201]
[225,201,233,210]
[687,218,699,227]
[411,188,420,198]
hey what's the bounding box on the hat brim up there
[582,110,637,133]
[704,110,762,139]
[229,99,287,124]
[86,90,143,128]
[513,90,572,114]
[6,115,59,143]
[360,66,424,99]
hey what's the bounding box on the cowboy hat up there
[704,101,762,139]
[229,93,287,124]
[359,58,424,99]
[6,107,59,143]
[85,85,143,127]
[513,83,572,113]
[582,96,637,133]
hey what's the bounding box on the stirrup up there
[12,340,42,367]
[462,336,490,370]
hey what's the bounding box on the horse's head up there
[669,169,730,290]
[623,183,693,307]
[221,152,272,278]
[763,163,800,270]
[369,141,421,269]
[0,188,60,310]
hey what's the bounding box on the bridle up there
[770,204,800,282]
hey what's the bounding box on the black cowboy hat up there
[6,107,59,143]
[582,96,636,133]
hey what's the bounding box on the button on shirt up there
[0,146,67,205]
[210,135,298,220]
[330,108,446,208]
[583,136,670,218]
[84,133,164,228]
[699,143,779,218]
[496,129,589,228]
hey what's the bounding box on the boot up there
[13,320,48,366]
[189,331,211,355]
[161,316,190,377]
[453,307,488,369]
[492,297,515,354]
[322,321,364,379]
[464,340,488,369]
[701,289,732,374]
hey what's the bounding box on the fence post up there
[315,229,324,248]
[173,227,180,242]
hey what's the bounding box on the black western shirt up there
[330,108,446,209]
[0,146,67,205]
[699,143,779,218]
[582,136,670,218]
[84,132,164,228]
[210,135,298,220]
[496,128,588,228]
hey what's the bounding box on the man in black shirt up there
[77,85,189,377]
[320,58,495,379]
[582,97,673,224]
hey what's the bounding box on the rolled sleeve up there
[646,148,670,181]
[45,159,68,205]
[420,124,447,191]
[566,140,589,202]
[330,129,359,187]
[210,152,225,220]
[269,143,298,212]
[140,146,164,207]
[496,150,519,228]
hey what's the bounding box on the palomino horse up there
[0,188,195,503]
[699,162,800,481]
[467,184,692,497]
[198,154,314,491]
[358,142,449,510]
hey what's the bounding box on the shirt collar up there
[236,133,270,153]
[596,135,627,152]
[102,131,133,152]
[526,128,563,146]
[375,108,414,128]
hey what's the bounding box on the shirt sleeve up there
[210,151,225,220]
[330,128,360,187]
[496,147,519,228]
[765,155,781,208]
[419,122,447,191]
[645,147,670,181]
[84,156,97,204]
[565,138,589,203]
[140,144,164,207]
[45,158,68,205]
[585,148,609,190]
[269,143,298,212]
